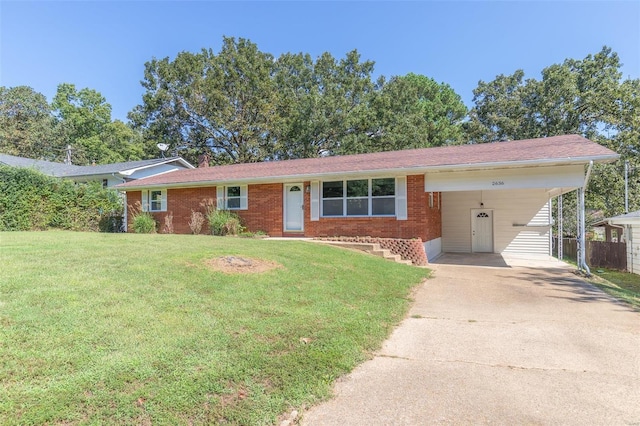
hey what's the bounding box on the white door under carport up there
[440,188,552,257]
[424,164,585,259]
[471,209,494,252]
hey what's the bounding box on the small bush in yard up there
[162,212,174,234]
[208,209,244,236]
[189,210,205,234]
[131,202,157,233]
[132,213,156,233]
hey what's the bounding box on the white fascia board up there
[547,187,579,197]
[421,154,619,173]
[116,154,619,191]
[609,218,640,225]
[119,159,195,176]
[116,170,409,191]
[70,173,112,179]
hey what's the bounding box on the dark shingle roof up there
[117,135,619,189]
[609,210,640,220]
[0,154,79,177]
[0,154,190,178]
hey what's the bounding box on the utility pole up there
[624,160,629,214]
[64,145,73,165]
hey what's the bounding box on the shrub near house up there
[0,166,122,231]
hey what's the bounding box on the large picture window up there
[321,178,396,217]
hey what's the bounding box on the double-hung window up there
[217,185,248,210]
[141,189,167,212]
[226,186,242,209]
[321,178,396,217]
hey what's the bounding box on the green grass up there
[554,256,640,309]
[0,231,429,425]
[589,267,640,309]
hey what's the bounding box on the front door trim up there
[284,183,304,232]
[471,208,494,253]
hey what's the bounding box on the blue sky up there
[1,1,639,122]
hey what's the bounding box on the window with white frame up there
[216,185,248,210]
[150,190,164,211]
[226,186,241,209]
[321,178,396,217]
[142,189,167,212]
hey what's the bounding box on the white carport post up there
[576,161,593,276]
[558,195,563,260]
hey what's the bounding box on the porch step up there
[313,241,414,266]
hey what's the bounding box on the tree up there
[0,86,57,159]
[52,83,144,164]
[465,47,639,219]
[363,73,466,153]
[465,47,624,142]
[130,37,279,165]
[272,50,376,158]
[131,36,470,163]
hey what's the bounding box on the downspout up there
[112,173,128,232]
[578,161,593,276]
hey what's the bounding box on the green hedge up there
[0,166,123,231]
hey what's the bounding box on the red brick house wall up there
[125,174,441,242]
[304,175,441,242]
[237,183,283,235]
[166,187,216,234]
[126,187,215,234]
[125,191,141,231]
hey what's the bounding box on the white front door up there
[471,209,493,252]
[284,184,304,232]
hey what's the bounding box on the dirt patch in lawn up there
[205,256,282,274]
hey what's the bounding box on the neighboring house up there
[601,210,640,274]
[0,154,194,188]
[117,135,618,262]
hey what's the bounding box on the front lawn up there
[0,231,429,425]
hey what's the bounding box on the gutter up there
[115,155,619,192]
[111,172,127,184]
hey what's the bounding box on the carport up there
[424,161,609,273]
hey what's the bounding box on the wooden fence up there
[555,238,627,270]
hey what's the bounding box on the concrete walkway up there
[302,259,640,425]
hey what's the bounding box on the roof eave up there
[119,158,195,176]
[116,154,619,191]
[608,218,640,225]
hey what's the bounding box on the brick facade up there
[304,175,441,242]
[125,174,441,242]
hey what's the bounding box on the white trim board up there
[425,164,585,192]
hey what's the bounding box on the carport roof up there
[117,134,618,189]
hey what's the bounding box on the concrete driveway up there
[302,257,640,425]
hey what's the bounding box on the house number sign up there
[491,181,505,186]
